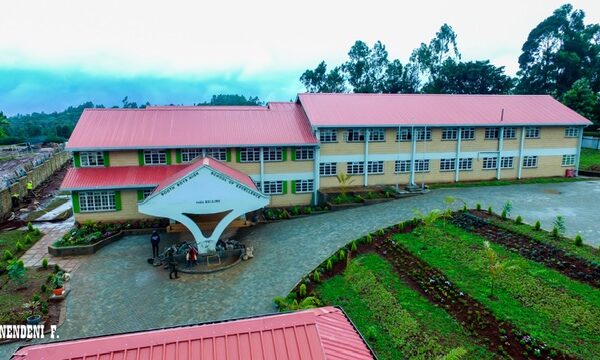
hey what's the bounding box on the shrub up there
[27,222,34,232]
[396,222,404,231]
[3,250,14,261]
[488,206,493,214]
[298,284,307,298]
[24,235,32,245]
[33,228,41,236]
[338,249,346,261]
[40,301,48,315]
[40,284,47,293]
[552,226,559,238]
[313,271,320,283]
[42,258,48,269]
[7,259,27,285]
[326,259,333,272]
[32,294,40,302]
[303,206,312,215]
[462,204,467,212]
[53,264,61,273]
[350,241,358,252]
[15,241,24,252]
[515,216,523,225]
[365,233,373,244]
[501,209,507,219]
[476,203,482,211]
[502,201,512,218]
[364,326,378,342]
[553,216,566,238]
[534,220,541,231]
[377,229,385,236]
[575,234,583,247]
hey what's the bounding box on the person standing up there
[167,246,179,279]
[150,231,160,258]
[186,245,198,268]
[26,181,34,198]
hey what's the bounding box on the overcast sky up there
[1,0,599,115]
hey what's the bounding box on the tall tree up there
[560,78,599,121]
[198,94,263,106]
[425,60,514,94]
[0,111,9,138]
[299,61,346,93]
[343,41,390,93]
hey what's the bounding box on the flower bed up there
[262,205,329,221]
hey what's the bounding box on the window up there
[295,147,314,161]
[523,156,538,168]
[367,161,384,174]
[140,189,153,200]
[239,148,261,162]
[485,128,498,140]
[415,128,432,141]
[482,157,497,170]
[319,162,337,176]
[264,147,283,162]
[205,148,228,161]
[79,191,116,212]
[320,129,337,143]
[525,127,540,139]
[440,158,456,171]
[414,159,430,172]
[396,128,412,141]
[395,160,411,173]
[80,151,104,167]
[181,148,202,162]
[500,157,514,169]
[347,129,365,142]
[461,128,475,140]
[504,127,517,139]
[369,128,385,142]
[565,127,579,138]
[294,179,314,193]
[396,128,431,141]
[259,181,284,195]
[441,128,458,141]
[144,150,167,165]
[458,158,473,170]
[562,154,575,166]
[347,161,364,175]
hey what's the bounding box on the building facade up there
[61,93,590,225]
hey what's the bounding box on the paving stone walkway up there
[2,180,599,357]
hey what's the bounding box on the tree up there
[0,111,8,138]
[483,241,505,300]
[425,60,514,94]
[343,40,390,93]
[560,78,599,121]
[197,94,263,106]
[299,61,346,93]
[121,96,139,109]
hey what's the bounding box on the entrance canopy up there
[139,157,269,253]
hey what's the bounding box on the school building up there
[61,93,591,252]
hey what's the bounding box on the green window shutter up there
[226,148,232,162]
[281,147,287,162]
[138,150,145,166]
[72,192,80,213]
[236,148,241,163]
[291,148,297,161]
[137,190,144,201]
[166,150,172,165]
[176,149,182,163]
[114,191,122,211]
[291,180,296,194]
[103,151,110,167]
[282,181,288,195]
[73,152,81,168]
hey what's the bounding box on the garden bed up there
[262,205,330,222]
[452,211,600,288]
[0,225,43,274]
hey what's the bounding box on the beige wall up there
[524,127,578,149]
[74,190,155,223]
[270,192,312,207]
[108,151,139,166]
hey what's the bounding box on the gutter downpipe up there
[409,126,416,187]
[454,128,462,182]
[313,129,321,206]
[575,126,584,176]
[496,127,504,180]
[364,129,370,187]
[259,147,265,191]
[517,126,525,179]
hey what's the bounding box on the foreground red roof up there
[66,102,317,150]
[13,307,374,360]
[298,93,592,127]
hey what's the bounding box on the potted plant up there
[23,297,41,325]
[50,273,64,296]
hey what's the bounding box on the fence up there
[582,136,600,150]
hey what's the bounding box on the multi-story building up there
[61,93,590,251]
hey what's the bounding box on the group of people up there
[150,230,199,280]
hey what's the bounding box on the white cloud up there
[0,0,599,77]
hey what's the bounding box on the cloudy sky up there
[1,0,599,115]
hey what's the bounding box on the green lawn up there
[394,223,600,359]
[25,197,70,222]
[428,176,587,189]
[317,253,493,360]
[579,148,600,171]
[0,228,43,272]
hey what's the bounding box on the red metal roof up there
[12,307,374,360]
[298,93,592,127]
[66,102,317,150]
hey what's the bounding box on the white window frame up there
[523,156,538,168]
[141,189,153,200]
[319,129,337,143]
[564,127,579,138]
[79,191,116,212]
[441,128,458,141]
[461,127,475,140]
[180,148,203,162]
[562,154,575,166]
[368,128,385,142]
[294,179,314,193]
[144,150,167,165]
[205,148,228,161]
[367,161,384,174]
[500,157,514,169]
[415,128,432,141]
[440,158,456,171]
[264,147,283,162]
[319,162,337,176]
[504,127,517,140]
[525,127,540,139]
[259,181,284,195]
[80,151,105,167]
[347,129,365,142]
[395,160,411,173]
[484,128,498,140]
[239,148,261,163]
[482,157,497,170]
[414,159,430,172]
[347,161,365,175]
[458,158,473,170]
[295,147,314,161]
[396,128,412,142]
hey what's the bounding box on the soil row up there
[452,211,600,288]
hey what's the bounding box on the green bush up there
[350,241,358,252]
[377,229,385,236]
[515,216,523,225]
[33,228,41,236]
[40,284,47,293]
[338,249,346,261]
[299,283,307,298]
[476,203,482,211]
[313,270,320,283]
[365,233,373,244]
[501,209,507,219]
[32,294,40,302]
[40,301,48,315]
[534,220,541,231]
[27,222,34,232]
[53,264,61,273]
[326,259,333,272]
[15,241,24,252]
[303,206,312,215]
[575,234,583,247]
[24,235,32,245]
[488,206,493,214]
[552,226,559,238]
[42,258,48,269]
[3,250,14,261]
[7,259,26,285]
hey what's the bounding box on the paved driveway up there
[2,180,599,356]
